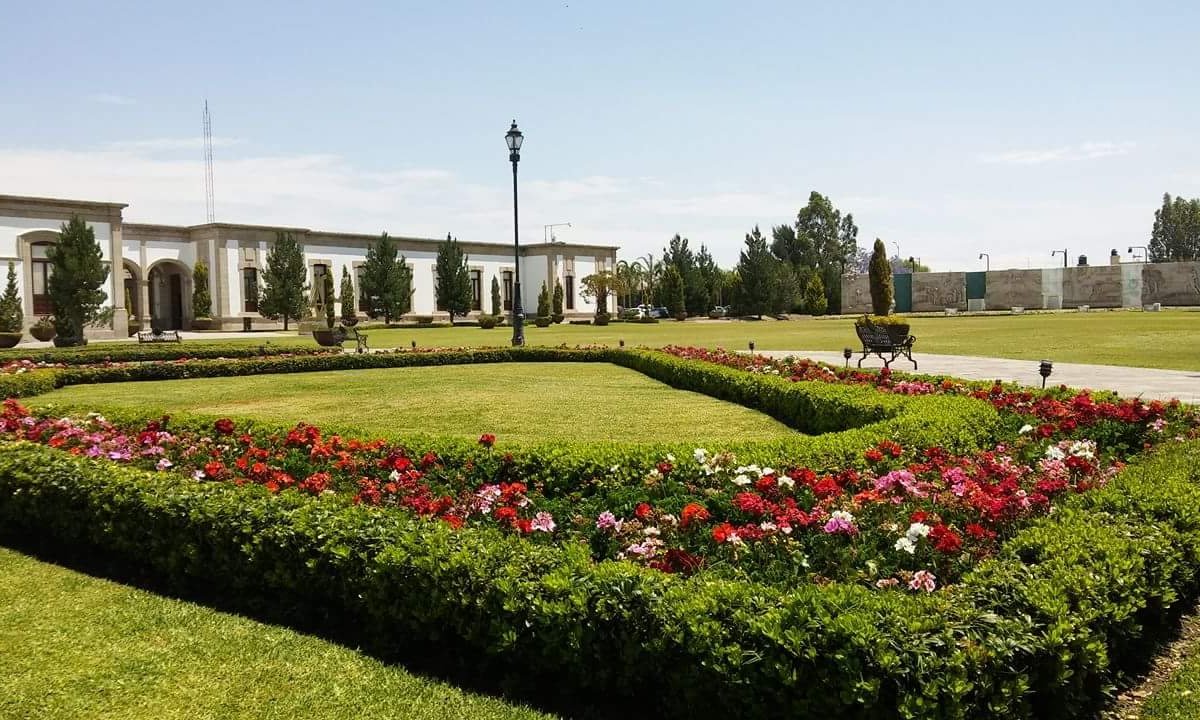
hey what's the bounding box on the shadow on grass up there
[0,534,630,720]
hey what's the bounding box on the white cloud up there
[105,137,243,152]
[88,93,136,106]
[978,141,1135,165]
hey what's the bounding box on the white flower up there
[732,474,752,486]
[906,522,931,540]
[777,475,795,489]
[759,521,778,532]
[665,453,675,463]
[894,537,917,554]
[643,526,660,537]
[1068,440,1096,459]
[1019,424,1034,435]
[693,448,708,464]
[1044,445,1066,461]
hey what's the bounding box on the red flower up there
[929,524,963,554]
[493,506,518,525]
[299,472,331,495]
[214,418,235,435]
[441,514,464,529]
[909,510,929,524]
[733,492,769,516]
[656,461,674,476]
[711,522,736,544]
[635,502,654,521]
[965,523,996,540]
[864,448,884,463]
[478,433,496,448]
[680,502,711,528]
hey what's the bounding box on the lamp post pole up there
[506,120,525,347]
[1051,249,1068,268]
[979,252,990,271]
[1128,245,1148,262]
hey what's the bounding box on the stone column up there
[108,214,128,337]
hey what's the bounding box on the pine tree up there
[339,267,357,324]
[490,275,502,316]
[434,234,472,322]
[660,266,686,318]
[48,215,110,344]
[192,260,213,319]
[258,231,308,331]
[552,279,564,321]
[361,233,413,324]
[801,271,827,315]
[868,238,893,316]
[0,262,22,333]
[735,226,776,319]
[537,281,551,318]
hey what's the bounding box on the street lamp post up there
[1128,245,1148,262]
[506,120,525,347]
[1051,249,1068,268]
[979,252,990,271]
[544,222,571,244]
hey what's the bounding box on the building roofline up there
[0,193,128,210]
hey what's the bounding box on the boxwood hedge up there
[2,439,1199,718]
[10,347,1003,490]
[0,341,332,365]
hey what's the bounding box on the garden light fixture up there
[1038,359,1053,388]
[843,347,853,367]
[506,120,525,347]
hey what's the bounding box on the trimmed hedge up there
[2,440,1200,718]
[16,348,1003,490]
[0,341,332,365]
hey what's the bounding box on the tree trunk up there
[283,315,289,331]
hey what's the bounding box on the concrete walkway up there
[756,350,1200,403]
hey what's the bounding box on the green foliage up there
[0,262,23,333]
[661,234,710,316]
[339,267,357,323]
[868,238,893,316]
[660,266,686,317]
[1149,192,1200,262]
[191,261,212,319]
[361,233,413,324]
[772,191,859,314]
[48,216,110,343]
[490,275,502,316]
[536,281,551,319]
[580,271,621,318]
[321,271,336,329]
[735,225,777,318]
[258,232,308,331]
[478,314,500,329]
[800,270,827,315]
[552,279,564,319]
[434,235,472,322]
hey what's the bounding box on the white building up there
[0,194,618,337]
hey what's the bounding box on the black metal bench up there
[855,323,917,370]
[345,325,368,354]
[137,329,181,344]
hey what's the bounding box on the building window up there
[31,242,53,316]
[355,266,369,312]
[502,270,513,311]
[470,270,482,311]
[242,268,258,312]
[565,275,575,310]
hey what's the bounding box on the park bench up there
[345,325,369,354]
[137,329,181,343]
[854,322,917,370]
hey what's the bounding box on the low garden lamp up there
[1039,359,1053,388]
[843,347,853,367]
[748,340,755,353]
[411,340,416,349]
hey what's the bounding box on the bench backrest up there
[855,324,892,346]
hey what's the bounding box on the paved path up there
[756,350,1200,403]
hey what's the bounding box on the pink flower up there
[156,458,174,471]
[596,511,622,532]
[908,570,937,592]
[530,511,556,533]
[822,510,857,535]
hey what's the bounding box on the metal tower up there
[203,100,215,223]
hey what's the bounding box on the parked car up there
[709,305,729,318]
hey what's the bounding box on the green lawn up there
[0,546,556,720]
[33,363,794,443]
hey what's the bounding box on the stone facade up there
[0,194,618,337]
[912,272,967,312]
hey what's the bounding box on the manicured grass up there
[0,546,556,720]
[1136,614,1200,720]
[40,309,1197,370]
[34,362,795,443]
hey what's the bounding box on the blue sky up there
[2,0,1198,270]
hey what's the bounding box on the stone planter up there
[30,324,56,342]
[883,324,911,344]
[312,328,346,347]
[0,332,21,348]
[191,317,215,331]
[340,317,359,327]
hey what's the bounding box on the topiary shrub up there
[478,314,499,329]
[868,238,893,316]
[0,262,24,334]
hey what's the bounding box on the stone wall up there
[1062,265,1122,307]
[1142,262,1200,306]
[912,272,966,311]
[841,274,872,315]
[984,269,1042,309]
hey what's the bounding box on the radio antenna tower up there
[202,100,216,223]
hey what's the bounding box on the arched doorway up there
[147,261,190,330]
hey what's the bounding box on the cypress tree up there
[735,226,775,319]
[537,281,551,318]
[339,267,357,324]
[490,275,502,316]
[192,260,213,319]
[48,215,110,344]
[434,234,472,322]
[552,279,564,322]
[868,238,893,316]
[361,233,412,324]
[0,262,22,333]
[321,271,336,328]
[258,231,308,331]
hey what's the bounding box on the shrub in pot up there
[30,317,56,342]
[593,312,611,326]
[855,314,911,344]
[0,262,24,347]
[534,316,552,328]
[312,327,346,347]
[551,313,564,324]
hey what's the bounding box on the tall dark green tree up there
[868,238,893,316]
[536,281,551,318]
[48,215,110,344]
[320,271,336,328]
[695,245,719,308]
[1149,193,1200,262]
[0,262,23,333]
[192,261,213,319]
[775,191,860,314]
[735,226,777,319]
[434,234,472,322]
[360,233,413,324]
[490,275,502,316]
[800,271,827,315]
[258,231,308,331]
[660,265,686,317]
[552,279,564,320]
[339,267,357,324]
[662,234,709,315]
